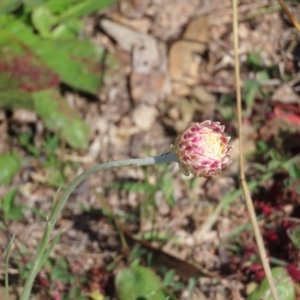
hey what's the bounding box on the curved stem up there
[19,153,177,300]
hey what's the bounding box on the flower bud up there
[175,121,232,177]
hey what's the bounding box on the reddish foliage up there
[254,269,265,281]
[0,52,60,92]
[51,291,62,300]
[87,267,111,296]
[243,247,257,260]
[265,229,279,242]
[38,272,50,288]
[287,264,300,282]
[268,181,284,203]
[249,263,262,272]
[274,105,300,126]
[249,264,265,281]
[249,263,300,282]
[282,220,291,229]
[259,203,273,216]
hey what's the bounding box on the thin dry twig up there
[232,0,280,299]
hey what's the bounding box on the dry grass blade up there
[277,0,300,32]
[232,0,280,299]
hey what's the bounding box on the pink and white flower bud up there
[175,121,232,177]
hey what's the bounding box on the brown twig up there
[231,0,280,299]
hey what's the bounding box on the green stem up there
[19,153,177,300]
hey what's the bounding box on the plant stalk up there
[232,0,279,299]
[19,152,177,300]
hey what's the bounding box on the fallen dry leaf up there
[272,84,300,104]
[183,16,209,44]
[110,12,151,33]
[191,86,216,119]
[150,0,199,40]
[119,0,151,19]
[131,104,158,131]
[100,19,156,54]
[12,108,37,124]
[169,40,207,87]
[171,82,192,96]
[130,72,170,105]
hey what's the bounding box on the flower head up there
[175,121,232,177]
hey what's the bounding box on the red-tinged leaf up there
[249,264,266,281]
[0,46,60,92]
[265,229,279,242]
[258,203,273,216]
[1,18,104,93]
[38,272,50,288]
[274,106,300,125]
[51,291,62,300]
[287,264,300,282]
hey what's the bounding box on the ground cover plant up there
[1,0,300,299]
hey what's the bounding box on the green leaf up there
[52,0,116,24]
[51,264,75,284]
[286,163,300,179]
[2,189,16,214]
[46,0,85,14]
[32,6,56,37]
[267,159,281,171]
[5,235,15,300]
[23,0,47,9]
[0,19,104,93]
[247,52,262,70]
[163,269,175,287]
[33,89,89,149]
[247,267,295,300]
[115,266,177,300]
[257,70,270,81]
[289,225,300,250]
[51,19,83,40]
[243,79,260,110]
[0,89,34,109]
[43,38,104,93]
[0,152,21,185]
[0,0,22,15]
[0,12,16,26]
[61,118,90,150]
[1,188,23,220]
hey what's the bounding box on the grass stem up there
[232,0,279,299]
